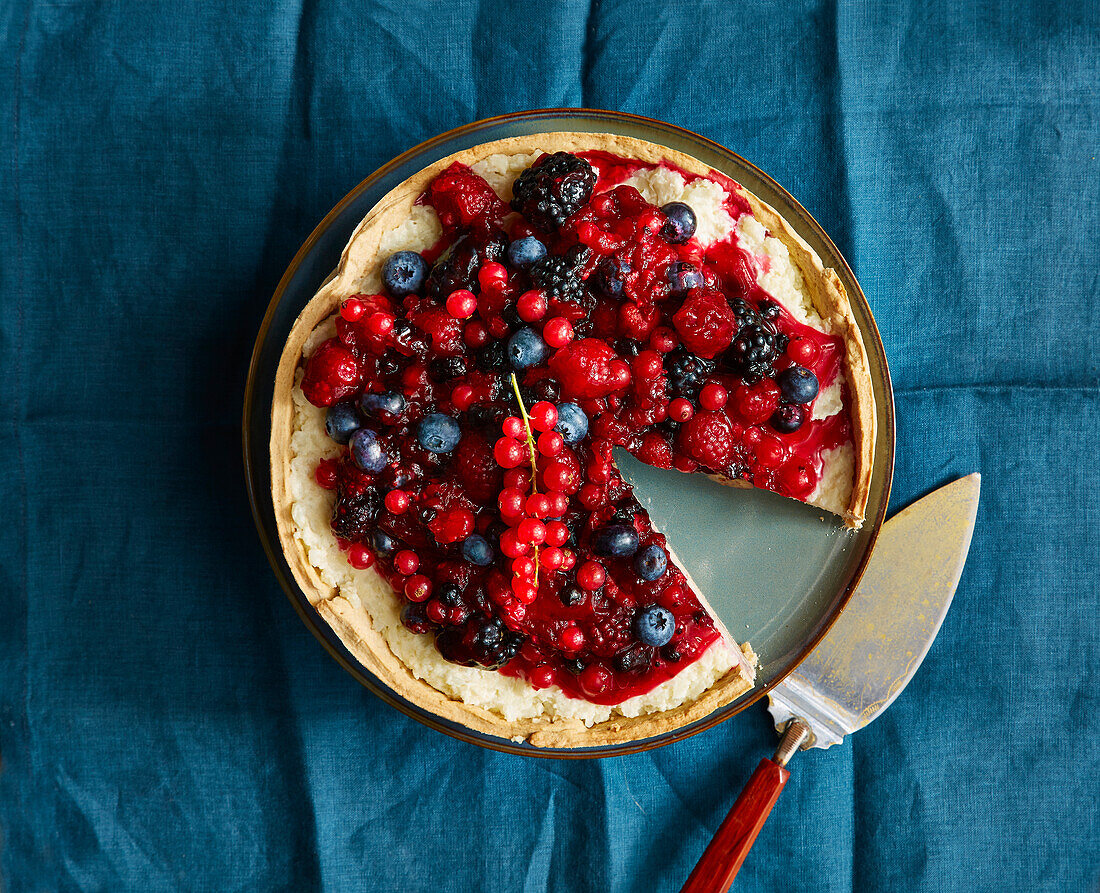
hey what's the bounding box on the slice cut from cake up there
[270,133,875,748]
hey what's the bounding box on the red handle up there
[680,758,790,893]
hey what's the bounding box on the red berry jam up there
[302,150,848,706]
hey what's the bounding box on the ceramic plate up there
[243,109,895,757]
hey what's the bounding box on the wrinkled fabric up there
[1,2,1098,890]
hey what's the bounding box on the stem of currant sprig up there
[510,372,540,584]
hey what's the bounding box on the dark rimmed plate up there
[243,109,895,758]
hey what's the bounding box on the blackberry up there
[615,338,642,357]
[426,235,481,300]
[660,642,683,663]
[727,299,785,384]
[456,616,524,670]
[477,340,508,371]
[437,583,463,606]
[562,657,586,676]
[664,346,716,396]
[466,403,508,436]
[377,356,400,377]
[331,495,378,542]
[588,256,629,299]
[529,377,560,402]
[501,303,523,331]
[529,245,591,303]
[610,505,636,526]
[510,152,597,231]
[401,602,434,635]
[559,585,586,607]
[614,645,654,675]
[429,356,467,382]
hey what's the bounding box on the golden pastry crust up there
[270,132,875,748]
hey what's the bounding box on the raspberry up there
[636,432,673,469]
[672,289,737,359]
[453,434,502,502]
[678,410,735,469]
[428,162,509,238]
[548,338,621,399]
[300,339,362,407]
[510,152,597,231]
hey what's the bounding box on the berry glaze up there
[300,151,848,707]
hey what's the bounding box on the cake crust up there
[270,132,876,747]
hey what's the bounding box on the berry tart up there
[271,133,875,748]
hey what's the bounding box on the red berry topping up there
[517,518,547,546]
[545,520,569,547]
[493,437,527,469]
[540,547,565,571]
[788,336,821,366]
[384,489,410,514]
[517,289,548,322]
[477,261,509,291]
[699,382,728,410]
[404,575,433,602]
[451,383,475,411]
[340,297,365,321]
[577,561,606,591]
[445,289,478,319]
[498,487,526,518]
[454,434,503,502]
[394,550,420,575]
[732,379,781,426]
[561,625,585,651]
[301,339,362,407]
[669,397,693,422]
[529,401,558,432]
[314,458,339,490]
[366,312,394,337]
[526,493,551,518]
[499,529,530,558]
[537,430,564,457]
[433,508,474,544]
[542,316,574,347]
[347,544,375,570]
[548,338,621,399]
[428,162,509,238]
[672,290,737,359]
[503,416,526,439]
[579,664,612,696]
[678,410,735,469]
[513,579,539,605]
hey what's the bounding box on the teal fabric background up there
[2,1,1098,890]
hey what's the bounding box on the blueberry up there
[554,402,588,444]
[372,529,396,555]
[777,365,819,404]
[506,327,548,369]
[461,534,494,567]
[589,256,628,299]
[593,524,640,559]
[660,202,697,244]
[559,585,586,607]
[507,236,548,269]
[359,390,406,421]
[437,583,462,606]
[381,250,429,297]
[417,413,462,453]
[771,403,806,433]
[401,602,433,634]
[634,544,668,581]
[633,604,676,647]
[350,428,388,472]
[667,261,703,295]
[324,402,360,444]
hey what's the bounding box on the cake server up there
[681,473,980,892]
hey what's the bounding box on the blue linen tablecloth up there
[2,2,1098,890]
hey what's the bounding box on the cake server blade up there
[766,472,981,748]
[681,474,980,893]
